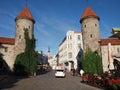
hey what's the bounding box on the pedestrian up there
[80,69,84,76]
[70,68,75,76]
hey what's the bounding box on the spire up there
[48,47,51,60]
[15,6,35,23]
[48,47,50,53]
[80,6,99,23]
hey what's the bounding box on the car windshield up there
[56,70,64,72]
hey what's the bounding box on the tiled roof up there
[99,38,120,45]
[80,6,99,23]
[15,6,35,23]
[0,37,15,45]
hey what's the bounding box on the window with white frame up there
[78,44,81,49]
[68,52,72,58]
[78,35,80,40]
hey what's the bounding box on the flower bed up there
[81,73,120,89]
[81,74,89,82]
[108,79,120,83]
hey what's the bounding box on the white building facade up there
[58,30,83,72]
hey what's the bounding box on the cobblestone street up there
[0,70,103,90]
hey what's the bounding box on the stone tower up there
[14,6,35,57]
[80,6,100,53]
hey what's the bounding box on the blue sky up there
[0,0,120,56]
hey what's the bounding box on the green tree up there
[81,48,103,74]
[14,28,38,76]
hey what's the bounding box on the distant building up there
[58,30,83,71]
[38,51,48,65]
[47,47,58,69]
[47,47,52,60]
[48,54,58,70]
[0,6,35,70]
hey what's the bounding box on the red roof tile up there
[80,6,99,23]
[99,38,120,45]
[0,37,15,45]
[15,6,35,23]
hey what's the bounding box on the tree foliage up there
[81,48,103,74]
[14,28,38,76]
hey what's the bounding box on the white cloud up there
[0,10,16,19]
[41,16,78,32]
[32,6,79,32]
[35,21,50,36]
[100,20,111,38]
[0,23,14,32]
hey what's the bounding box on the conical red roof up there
[15,6,35,23]
[80,6,99,23]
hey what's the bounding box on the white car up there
[55,69,66,78]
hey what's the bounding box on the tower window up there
[19,35,21,39]
[4,47,8,52]
[95,24,97,27]
[29,25,30,29]
[90,34,92,38]
[84,25,86,28]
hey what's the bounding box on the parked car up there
[55,67,66,78]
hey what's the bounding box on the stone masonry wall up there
[0,44,15,70]
[82,17,100,53]
[14,19,33,58]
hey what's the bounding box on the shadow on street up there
[0,71,28,90]
[0,69,51,89]
[36,69,51,75]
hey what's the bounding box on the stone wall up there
[15,19,34,58]
[0,44,15,70]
